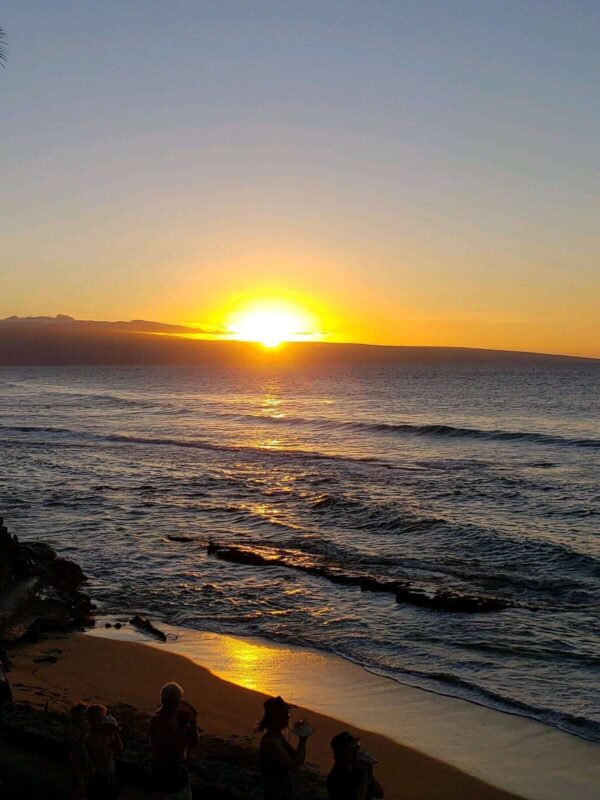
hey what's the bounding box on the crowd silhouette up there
[0,656,385,799]
[64,684,384,800]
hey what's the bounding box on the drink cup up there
[292,720,315,738]
[357,749,378,765]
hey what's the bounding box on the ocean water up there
[0,363,598,741]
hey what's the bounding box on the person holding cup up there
[258,695,314,800]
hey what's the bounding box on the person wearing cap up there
[258,695,311,800]
[84,704,124,799]
[327,731,384,800]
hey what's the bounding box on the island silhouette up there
[1,315,596,366]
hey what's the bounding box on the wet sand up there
[10,624,600,800]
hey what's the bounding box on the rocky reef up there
[0,516,95,646]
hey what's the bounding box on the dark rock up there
[19,541,57,563]
[0,519,94,644]
[49,558,85,591]
[33,655,58,664]
[129,615,167,642]
[208,542,512,614]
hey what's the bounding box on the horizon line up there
[1,314,598,361]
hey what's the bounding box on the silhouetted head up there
[86,704,107,727]
[160,681,184,714]
[331,731,360,765]
[258,695,295,733]
[70,701,88,721]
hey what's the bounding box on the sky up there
[1,0,599,356]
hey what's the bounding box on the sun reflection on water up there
[261,438,281,449]
[262,395,282,408]
[218,637,287,691]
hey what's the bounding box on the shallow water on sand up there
[0,363,598,740]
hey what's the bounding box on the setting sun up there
[227,301,320,348]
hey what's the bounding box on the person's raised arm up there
[293,735,307,770]
[185,718,200,749]
[263,734,308,772]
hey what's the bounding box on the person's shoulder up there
[327,765,356,786]
[326,764,341,783]
[260,732,285,753]
[326,765,348,798]
[260,731,275,749]
[150,712,165,732]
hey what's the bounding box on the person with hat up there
[258,695,313,800]
[84,704,124,799]
[327,731,384,800]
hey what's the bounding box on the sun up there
[235,311,297,348]
[227,301,319,348]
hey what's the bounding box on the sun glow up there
[227,302,320,348]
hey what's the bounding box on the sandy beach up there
[8,623,600,800]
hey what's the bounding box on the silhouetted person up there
[327,732,384,800]
[0,658,13,748]
[150,681,199,799]
[258,696,313,800]
[85,704,123,799]
[69,702,92,800]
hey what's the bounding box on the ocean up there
[0,363,598,741]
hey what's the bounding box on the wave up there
[308,492,443,533]
[40,389,160,410]
[106,433,377,465]
[0,423,376,465]
[303,491,600,586]
[4,424,596,592]
[206,542,512,612]
[363,662,600,743]
[0,424,75,434]
[215,412,600,449]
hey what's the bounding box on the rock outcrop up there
[0,516,95,645]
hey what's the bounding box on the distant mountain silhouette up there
[0,316,596,366]
[2,315,210,334]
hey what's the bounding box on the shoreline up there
[88,622,600,800]
[10,629,519,800]
[10,620,600,800]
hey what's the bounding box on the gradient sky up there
[1,1,599,356]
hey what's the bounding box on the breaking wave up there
[216,412,600,449]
